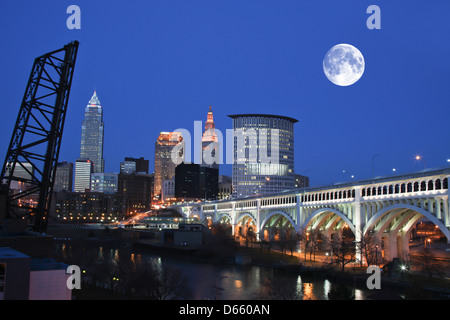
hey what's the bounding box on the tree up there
[307,229,321,261]
[357,232,381,267]
[298,229,312,261]
[329,233,356,272]
[286,229,299,256]
[415,246,444,280]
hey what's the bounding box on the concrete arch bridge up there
[171,168,450,262]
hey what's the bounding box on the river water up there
[54,240,378,300]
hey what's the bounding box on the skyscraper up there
[80,91,105,173]
[201,106,219,170]
[228,114,298,197]
[154,132,184,197]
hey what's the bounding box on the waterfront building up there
[228,114,298,197]
[52,190,126,223]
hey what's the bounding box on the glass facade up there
[80,91,104,173]
[229,114,297,197]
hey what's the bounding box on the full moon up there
[323,44,365,86]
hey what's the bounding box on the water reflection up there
[53,241,375,300]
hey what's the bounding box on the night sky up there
[1,1,449,187]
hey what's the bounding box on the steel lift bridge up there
[0,41,79,233]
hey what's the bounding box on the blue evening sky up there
[0,1,449,187]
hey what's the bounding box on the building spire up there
[89,90,101,106]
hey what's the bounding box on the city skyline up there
[0,1,450,188]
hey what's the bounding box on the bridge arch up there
[363,203,450,241]
[260,211,297,232]
[218,213,232,224]
[235,212,257,238]
[363,203,450,261]
[302,208,356,236]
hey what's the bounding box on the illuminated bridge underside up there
[172,168,450,262]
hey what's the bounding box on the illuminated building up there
[74,158,93,192]
[228,114,298,197]
[201,106,219,170]
[154,132,184,197]
[91,173,118,194]
[51,190,126,223]
[161,178,175,203]
[218,175,232,200]
[80,91,105,173]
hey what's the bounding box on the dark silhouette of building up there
[295,174,310,189]
[175,163,218,201]
[120,157,149,174]
[53,162,73,192]
[118,172,153,215]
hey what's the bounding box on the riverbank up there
[46,227,450,299]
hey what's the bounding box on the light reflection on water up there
[55,242,374,300]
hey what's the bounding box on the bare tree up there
[357,232,381,267]
[308,229,321,261]
[298,229,311,261]
[329,233,356,272]
[415,246,443,280]
[286,229,299,256]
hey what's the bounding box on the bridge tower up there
[0,41,79,233]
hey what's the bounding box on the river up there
[53,240,380,300]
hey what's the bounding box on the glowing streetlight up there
[415,155,426,169]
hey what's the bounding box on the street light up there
[415,155,426,169]
[342,170,355,179]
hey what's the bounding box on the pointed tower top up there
[89,90,101,106]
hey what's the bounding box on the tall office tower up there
[53,161,73,192]
[201,106,219,170]
[80,91,105,173]
[228,114,298,197]
[74,158,93,192]
[154,132,184,198]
